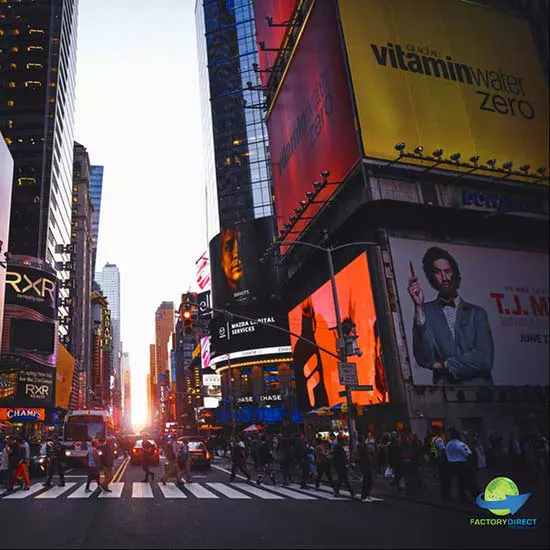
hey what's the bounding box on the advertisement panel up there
[390,238,549,386]
[339,0,549,173]
[0,360,55,408]
[0,408,46,422]
[253,0,298,86]
[202,373,221,407]
[196,250,211,291]
[209,312,291,367]
[0,136,13,338]
[209,217,275,307]
[56,343,75,410]
[267,0,359,246]
[288,253,388,412]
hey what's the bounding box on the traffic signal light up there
[183,308,193,334]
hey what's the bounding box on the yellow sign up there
[56,343,75,409]
[339,0,549,176]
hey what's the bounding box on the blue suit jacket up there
[412,298,494,385]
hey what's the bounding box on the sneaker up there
[256,479,262,486]
[59,483,65,487]
[102,486,112,493]
[361,496,372,502]
[23,486,30,491]
[85,488,91,493]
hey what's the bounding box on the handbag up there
[384,466,394,479]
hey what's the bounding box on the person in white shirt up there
[445,428,472,504]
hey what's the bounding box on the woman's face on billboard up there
[221,229,244,289]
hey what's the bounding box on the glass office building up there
[89,164,103,272]
[195,0,273,241]
[0,0,79,330]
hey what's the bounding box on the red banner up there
[254,0,297,86]
[267,0,359,248]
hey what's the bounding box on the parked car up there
[130,439,159,466]
[188,440,211,470]
[29,442,47,477]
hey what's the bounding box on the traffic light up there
[183,308,193,334]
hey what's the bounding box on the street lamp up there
[273,239,379,456]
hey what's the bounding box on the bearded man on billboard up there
[407,246,494,385]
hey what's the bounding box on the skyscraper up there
[89,165,103,273]
[121,351,131,432]
[155,301,174,423]
[95,263,121,414]
[0,0,79,322]
[195,0,273,241]
[70,142,94,404]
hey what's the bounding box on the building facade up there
[254,0,549,442]
[89,165,103,273]
[69,142,93,406]
[154,301,174,425]
[90,286,111,409]
[121,350,131,432]
[195,0,273,241]
[0,0,80,333]
[95,263,121,416]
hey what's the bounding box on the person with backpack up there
[229,436,251,482]
[141,440,155,483]
[85,440,102,493]
[176,439,190,485]
[43,436,65,489]
[161,435,178,485]
[314,437,334,491]
[332,435,355,499]
[100,437,114,492]
[256,435,276,486]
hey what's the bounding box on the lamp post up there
[274,239,379,456]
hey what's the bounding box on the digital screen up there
[11,319,55,354]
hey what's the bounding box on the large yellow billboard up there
[56,343,75,410]
[339,0,549,176]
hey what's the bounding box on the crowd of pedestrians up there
[0,434,30,492]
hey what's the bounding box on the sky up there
[74,0,207,428]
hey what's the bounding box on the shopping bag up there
[384,466,394,479]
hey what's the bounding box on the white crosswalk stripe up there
[207,482,251,499]
[231,483,284,500]
[67,483,98,499]
[260,485,317,500]
[289,484,348,500]
[98,482,124,498]
[36,482,77,499]
[132,482,154,498]
[184,482,219,499]
[3,483,45,499]
[158,483,187,499]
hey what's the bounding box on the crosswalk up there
[0,481,385,503]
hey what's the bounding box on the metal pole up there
[228,357,236,438]
[326,248,356,457]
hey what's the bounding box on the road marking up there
[3,483,45,499]
[98,482,124,498]
[184,483,219,499]
[261,485,317,500]
[64,475,88,478]
[316,485,384,502]
[232,483,284,500]
[132,482,154,498]
[113,456,130,483]
[35,482,77,499]
[289,484,348,500]
[207,482,251,499]
[158,483,187,498]
[67,483,98,498]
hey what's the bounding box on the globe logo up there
[476,477,531,516]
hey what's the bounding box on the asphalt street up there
[0,456,547,549]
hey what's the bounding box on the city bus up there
[61,409,115,464]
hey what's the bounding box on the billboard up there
[288,253,388,411]
[267,0,359,247]
[209,312,291,368]
[55,343,75,410]
[253,0,298,86]
[390,237,549,386]
[0,360,55,408]
[0,135,13,338]
[196,250,211,291]
[209,217,275,307]
[339,0,549,173]
[201,336,211,370]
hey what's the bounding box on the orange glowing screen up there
[288,254,389,411]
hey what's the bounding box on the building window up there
[11,47,19,53]
[26,62,43,69]
[8,81,16,88]
[27,46,44,52]
[4,137,12,145]
[7,100,15,107]
[9,63,17,69]
[25,81,43,88]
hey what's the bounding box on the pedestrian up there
[357,434,374,501]
[256,435,277,486]
[85,440,102,493]
[177,439,190,484]
[314,437,334,490]
[161,435,179,485]
[279,435,293,486]
[229,436,251,482]
[431,427,451,502]
[0,438,9,489]
[14,438,30,490]
[100,437,114,492]
[388,432,405,492]
[250,436,260,471]
[332,435,355,499]
[294,433,310,489]
[141,440,155,483]
[43,436,65,489]
[445,428,472,505]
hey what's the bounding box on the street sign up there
[338,362,358,386]
[339,384,373,397]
